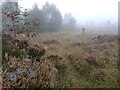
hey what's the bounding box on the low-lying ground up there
[2,31,119,88]
[31,31,119,88]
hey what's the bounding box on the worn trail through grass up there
[66,56,82,87]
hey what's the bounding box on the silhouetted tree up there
[42,2,62,32]
[62,13,76,30]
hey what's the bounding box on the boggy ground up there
[2,31,119,88]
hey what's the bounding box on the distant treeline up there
[1,2,76,33]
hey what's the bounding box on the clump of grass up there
[57,73,73,88]
[75,60,92,79]
[56,63,73,88]
[93,69,119,88]
[56,64,67,74]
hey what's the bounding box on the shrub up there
[26,44,46,61]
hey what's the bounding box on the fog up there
[1,0,119,25]
[18,0,119,25]
[0,0,119,34]
[1,0,119,88]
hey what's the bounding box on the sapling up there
[82,25,85,44]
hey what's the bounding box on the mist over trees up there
[27,2,63,32]
[62,13,76,30]
[2,2,77,33]
[2,1,116,34]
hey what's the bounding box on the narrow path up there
[65,57,82,88]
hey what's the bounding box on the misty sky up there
[1,0,119,25]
